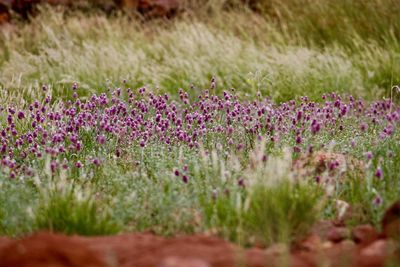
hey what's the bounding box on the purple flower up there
[373,195,383,206]
[17,111,25,120]
[351,139,356,148]
[75,161,83,168]
[375,167,383,179]
[236,143,244,151]
[295,136,302,144]
[311,121,320,135]
[238,178,245,187]
[92,158,101,166]
[262,154,268,162]
[25,168,34,176]
[293,146,301,153]
[140,139,145,148]
[50,160,58,173]
[62,159,69,170]
[359,122,368,132]
[97,135,106,145]
[182,175,189,183]
[328,161,339,171]
[210,76,216,89]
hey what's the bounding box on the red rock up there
[326,227,350,243]
[381,201,400,240]
[10,0,39,19]
[117,0,181,16]
[0,236,12,250]
[2,0,181,20]
[357,239,398,267]
[246,247,280,267]
[352,225,379,245]
[0,0,13,5]
[158,256,211,267]
[360,240,388,258]
[297,234,322,252]
[323,240,357,267]
[311,220,335,240]
[0,2,10,24]
[116,0,139,9]
[337,239,355,249]
[0,232,106,267]
[1,230,398,267]
[4,1,107,19]
[265,243,288,256]
[8,0,72,19]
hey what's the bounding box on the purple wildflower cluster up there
[0,84,399,178]
[175,165,189,183]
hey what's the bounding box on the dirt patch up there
[0,232,107,267]
[0,232,267,267]
[0,230,399,267]
[0,236,11,251]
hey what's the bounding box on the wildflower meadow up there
[0,1,399,266]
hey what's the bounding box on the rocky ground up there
[1,202,399,267]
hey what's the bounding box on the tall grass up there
[252,0,400,47]
[34,185,121,235]
[192,0,400,46]
[200,148,322,246]
[0,3,398,103]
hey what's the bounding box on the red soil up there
[1,201,400,267]
[0,230,398,267]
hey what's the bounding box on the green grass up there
[34,182,121,235]
[201,178,322,247]
[0,175,37,235]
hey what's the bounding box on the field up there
[0,1,400,266]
